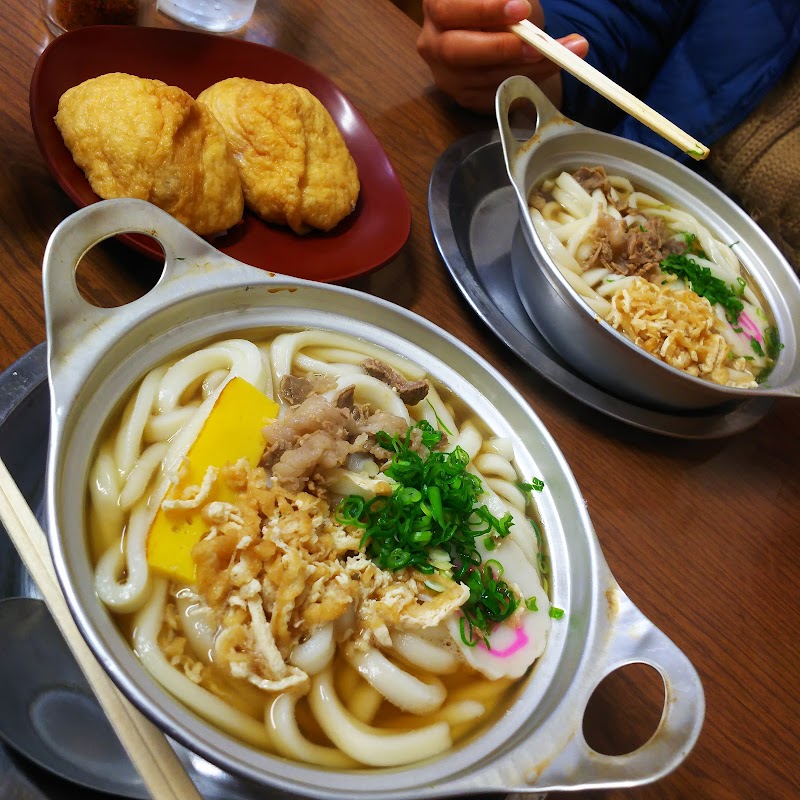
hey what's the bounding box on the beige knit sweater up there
[709,56,800,272]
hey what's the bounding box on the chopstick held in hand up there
[510,19,710,160]
[0,456,204,800]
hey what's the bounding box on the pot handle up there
[42,199,269,379]
[518,588,705,793]
[495,75,574,187]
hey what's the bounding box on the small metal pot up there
[44,199,703,798]
[496,75,800,411]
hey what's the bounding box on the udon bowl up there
[43,198,703,798]
[497,75,800,411]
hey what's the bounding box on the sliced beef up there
[361,359,429,406]
[279,375,314,406]
[332,384,355,409]
[585,213,626,270]
[262,394,350,468]
[572,165,611,195]
[614,216,670,277]
[278,373,337,406]
[262,386,410,490]
[586,214,679,278]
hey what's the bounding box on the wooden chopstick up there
[510,19,710,160]
[0,457,204,800]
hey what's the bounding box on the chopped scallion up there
[537,552,550,574]
[338,421,521,645]
[660,253,744,323]
[517,476,545,497]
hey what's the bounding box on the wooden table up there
[1,1,798,799]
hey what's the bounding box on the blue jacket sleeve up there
[542,0,800,162]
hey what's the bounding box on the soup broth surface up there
[88,328,552,768]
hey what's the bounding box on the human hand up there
[417,0,588,113]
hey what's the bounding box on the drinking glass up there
[42,0,151,36]
[156,0,257,33]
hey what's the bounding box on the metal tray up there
[0,345,536,800]
[427,130,774,439]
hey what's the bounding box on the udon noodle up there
[88,330,553,768]
[528,166,782,387]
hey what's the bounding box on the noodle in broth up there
[528,166,781,387]
[88,329,552,768]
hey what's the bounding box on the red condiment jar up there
[42,0,151,36]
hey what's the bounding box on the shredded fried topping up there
[162,465,218,509]
[608,277,757,387]
[190,461,468,694]
[158,600,206,685]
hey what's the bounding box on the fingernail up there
[520,43,542,62]
[563,34,588,51]
[504,0,530,22]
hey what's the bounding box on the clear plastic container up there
[42,0,151,36]
[156,0,256,34]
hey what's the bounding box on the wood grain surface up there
[0,1,798,799]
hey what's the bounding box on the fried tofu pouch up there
[55,73,244,236]
[197,78,360,234]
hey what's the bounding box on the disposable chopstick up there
[510,19,710,160]
[0,457,203,800]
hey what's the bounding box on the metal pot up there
[496,75,800,411]
[44,198,704,798]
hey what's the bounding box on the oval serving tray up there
[427,130,773,439]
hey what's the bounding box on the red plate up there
[29,26,411,283]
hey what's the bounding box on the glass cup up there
[42,0,151,36]
[156,0,257,33]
